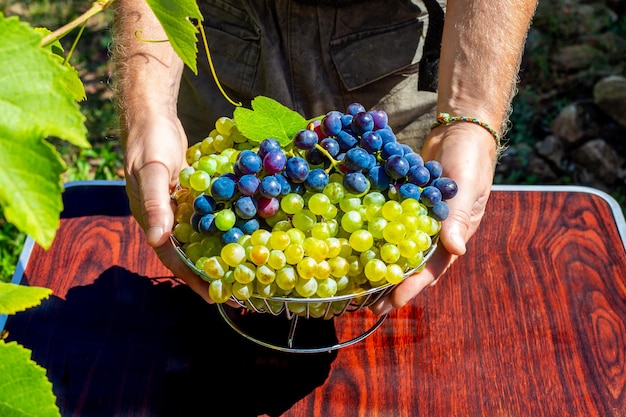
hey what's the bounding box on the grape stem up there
[314,144,341,173]
[40,0,114,48]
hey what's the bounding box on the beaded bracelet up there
[431,112,501,148]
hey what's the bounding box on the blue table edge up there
[2,181,625,333]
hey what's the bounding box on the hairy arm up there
[112,0,211,302]
[375,0,538,313]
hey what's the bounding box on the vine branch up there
[40,0,116,47]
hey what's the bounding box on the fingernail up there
[146,226,164,246]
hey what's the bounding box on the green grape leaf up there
[233,96,308,145]
[146,0,203,74]
[0,283,52,315]
[0,15,89,248]
[0,341,61,417]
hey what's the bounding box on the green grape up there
[173,223,194,243]
[316,277,338,298]
[256,264,276,284]
[303,237,329,262]
[272,220,292,232]
[310,222,332,240]
[284,244,305,265]
[223,270,235,284]
[365,203,383,222]
[401,214,420,233]
[184,242,205,264]
[237,234,252,248]
[215,209,236,231]
[413,230,432,251]
[368,217,387,239]
[249,244,270,266]
[323,182,345,204]
[383,221,406,244]
[359,247,380,265]
[288,301,307,315]
[203,256,230,279]
[328,256,350,278]
[346,255,363,277]
[256,281,277,298]
[215,116,235,135]
[315,260,332,280]
[297,257,318,279]
[195,256,209,271]
[324,204,338,219]
[269,231,290,251]
[287,228,306,245]
[178,166,195,188]
[400,198,421,214]
[380,243,401,264]
[209,279,232,303]
[268,249,287,269]
[338,238,353,258]
[292,210,317,232]
[221,243,247,267]
[339,195,361,212]
[325,238,341,258]
[233,262,256,284]
[381,200,403,221]
[201,235,222,257]
[265,209,289,228]
[324,219,339,237]
[174,202,194,225]
[251,229,272,246]
[335,275,351,292]
[196,156,218,175]
[200,137,216,155]
[189,170,211,192]
[407,251,425,268]
[275,266,297,291]
[232,281,254,300]
[213,134,235,153]
[398,238,420,258]
[349,229,374,252]
[281,193,305,214]
[295,276,318,298]
[365,259,387,282]
[363,191,386,207]
[340,210,363,233]
[189,231,204,243]
[308,193,331,215]
[186,144,202,164]
[416,214,440,236]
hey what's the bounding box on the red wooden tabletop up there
[3,181,626,417]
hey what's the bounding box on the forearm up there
[112,0,184,144]
[438,0,538,135]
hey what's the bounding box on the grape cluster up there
[171,104,457,315]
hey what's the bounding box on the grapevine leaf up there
[0,341,61,417]
[0,283,52,315]
[233,96,308,145]
[0,15,89,248]
[145,0,203,74]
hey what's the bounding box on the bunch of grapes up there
[171,103,457,317]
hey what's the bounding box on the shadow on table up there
[7,266,338,417]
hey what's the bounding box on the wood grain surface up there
[5,184,625,417]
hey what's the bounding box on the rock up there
[551,44,603,72]
[535,135,564,167]
[571,138,621,183]
[550,102,600,143]
[593,75,626,128]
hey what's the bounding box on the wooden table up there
[3,181,625,417]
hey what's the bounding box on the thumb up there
[136,161,176,247]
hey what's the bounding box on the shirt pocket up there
[329,17,425,92]
[199,0,261,96]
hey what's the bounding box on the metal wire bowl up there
[171,234,438,352]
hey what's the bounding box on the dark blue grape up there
[432,177,458,200]
[346,102,366,116]
[258,138,281,159]
[285,156,309,183]
[370,109,388,130]
[420,185,442,207]
[366,154,377,170]
[221,227,244,244]
[336,130,359,152]
[236,218,260,235]
[404,152,424,167]
[351,111,375,135]
[381,141,405,160]
[237,150,262,175]
[198,213,218,234]
[343,148,371,172]
[275,173,292,196]
[343,172,369,194]
[430,201,450,221]
[293,129,319,150]
[321,111,343,136]
[400,144,413,155]
[320,137,340,157]
[367,165,391,191]
[360,131,383,153]
[237,174,260,196]
[210,176,236,201]
[234,196,258,219]
[407,165,430,186]
[384,154,410,179]
[305,168,329,192]
[376,128,396,145]
[193,194,216,215]
[305,147,326,166]
[340,113,353,128]
[259,175,281,198]
[190,212,203,232]
[398,183,421,201]
[263,150,287,174]
[425,160,443,181]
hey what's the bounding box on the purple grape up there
[420,185,442,207]
[285,156,309,183]
[210,176,236,201]
[346,102,366,116]
[432,177,458,200]
[321,111,343,136]
[293,129,319,150]
[305,147,326,166]
[425,160,443,181]
[340,113,353,128]
[384,154,410,179]
[351,111,374,135]
[430,201,450,221]
[343,172,369,194]
[407,165,430,186]
[304,168,329,193]
[237,150,262,175]
[237,174,260,196]
[234,196,258,219]
[275,173,292,196]
[263,150,287,174]
[369,109,388,130]
[320,138,340,157]
[360,131,383,153]
[257,197,280,218]
[259,175,281,198]
[258,138,281,159]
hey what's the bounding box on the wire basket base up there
[217,303,388,354]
